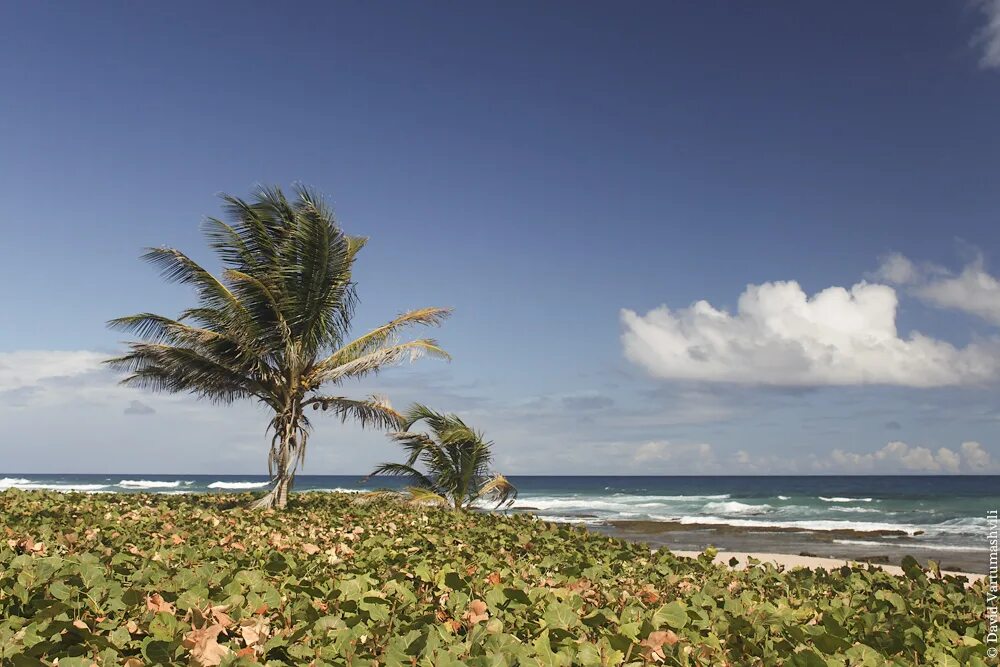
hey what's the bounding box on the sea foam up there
[671,515,922,535]
[0,479,109,492]
[118,480,192,489]
[832,538,984,553]
[819,496,874,503]
[702,501,773,515]
[208,481,269,489]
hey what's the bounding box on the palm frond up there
[308,339,449,386]
[369,462,436,490]
[202,216,259,271]
[308,394,404,430]
[314,308,451,374]
[107,313,221,346]
[387,431,437,466]
[404,486,450,507]
[280,187,354,351]
[400,403,452,432]
[475,473,518,508]
[140,247,241,315]
[106,343,265,400]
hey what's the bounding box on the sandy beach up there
[595,517,988,574]
[671,550,985,584]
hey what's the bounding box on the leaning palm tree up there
[106,185,450,509]
[370,404,517,510]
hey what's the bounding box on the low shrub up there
[0,491,989,666]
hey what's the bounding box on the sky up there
[1,1,999,475]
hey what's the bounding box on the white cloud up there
[621,280,998,387]
[874,252,918,285]
[0,349,156,411]
[829,440,994,473]
[934,447,962,473]
[917,261,1000,326]
[0,350,107,393]
[973,0,1000,69]
[961,440,993,470]
[876,253,1000,326]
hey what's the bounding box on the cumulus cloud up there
[973,0,1000,69]
[621,280,998,387]
[829,440,994,473]
[961,440,993,470]
[876,253,1000,326]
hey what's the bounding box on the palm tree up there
[370,404,517,510]
[106,185,450,509]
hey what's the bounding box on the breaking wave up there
[118,480,193,489]
[832,539,983,553]
[702,501,773,515]
[670,515,922,535]
[0,478,109,492]
[207,481,270,489]
[820,497,874,503]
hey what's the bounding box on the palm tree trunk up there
[252,456,294,509]
[252,425,296,510]
[273,471,292,508]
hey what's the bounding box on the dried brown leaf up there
[183,623,230,667]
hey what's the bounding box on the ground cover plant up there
[0,491,990,666]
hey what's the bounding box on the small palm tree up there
[370,404,517,510]
[106,185,450,509]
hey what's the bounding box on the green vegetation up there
[371,404,517,510]
[105,186,449,508]
[0,491,989,666]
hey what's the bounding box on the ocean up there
[2,474,993,572]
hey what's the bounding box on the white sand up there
[671,550,985,584]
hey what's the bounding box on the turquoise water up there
[2,474,993,556]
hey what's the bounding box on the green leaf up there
[148,612,179,641]
[653,601,689,629]
[141,638,176,664]
[48,581,73,600]
[50,659,96,667]
[542,602,580,630]
[900,555,924,580]
[875,589,906,612]
[788,649,828,667]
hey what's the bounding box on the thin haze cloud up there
[974,0,1000,68]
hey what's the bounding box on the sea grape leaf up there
[900,555,924,580]
[542,602,579,630]
[653,601,689,629]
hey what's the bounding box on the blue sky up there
[1,1,999,474]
